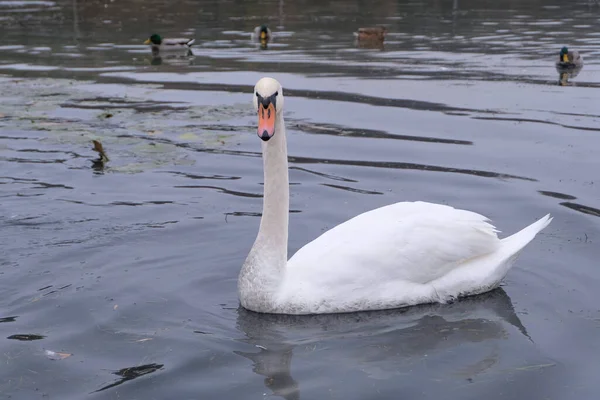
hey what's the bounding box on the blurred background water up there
[0,0,599,399]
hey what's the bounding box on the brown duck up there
[357,27,387,42]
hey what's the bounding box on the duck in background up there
[355,26,387,49]
[253,25,272,49]
[357,26,387,42]
[556,46,583,69]
[254,25,272,41]
[144,33,195,56]
[555,46,583,86]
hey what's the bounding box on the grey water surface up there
[1,0,599,398]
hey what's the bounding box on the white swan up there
[238,77,552,315]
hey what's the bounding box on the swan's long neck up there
[258,112,289,258]
[239,112,289,309]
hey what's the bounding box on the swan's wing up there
[286,201,500,287]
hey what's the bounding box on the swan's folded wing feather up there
[286,201,500,287]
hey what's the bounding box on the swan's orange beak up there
[257,103,275,141]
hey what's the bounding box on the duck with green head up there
[556,46,583,69]
[253,25,272,43]
[144,33,195,53]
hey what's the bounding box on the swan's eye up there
[274,91,278,96]
[256,93,277,111]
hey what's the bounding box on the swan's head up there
[253,77,284,142]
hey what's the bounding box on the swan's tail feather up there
[490,213,552,282]
[432,214,552,303]
[501,214,552,250]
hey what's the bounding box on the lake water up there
[1,0,599,398]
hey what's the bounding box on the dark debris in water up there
[224,209,301,222]
[538,190,577,201]
[159,170,241,181]
[7,334,46,341]
[93,363,164,393]
[146,220,178,228]
[225,211,262,218]
[560,202,600,218]
[34,182,74,190]
[321,183,383,195]
[42,284,72,297]
[288,154,537,182]
[539,191,600,218]
[111,200,174,206]
[473,116,600,133]
[62,97,188,113]
[174,185,263,198]
[289,166,357,183]
[293,122,473,146]
[0,316,18,324]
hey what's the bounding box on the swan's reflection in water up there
[235,346,299,400]
[235,289,529,399]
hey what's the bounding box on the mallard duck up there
[357,27,387,42]
[143,33,195,53]
[556,46,583,69]
[253,25,272,42]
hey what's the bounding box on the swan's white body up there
[239,77,552,315]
